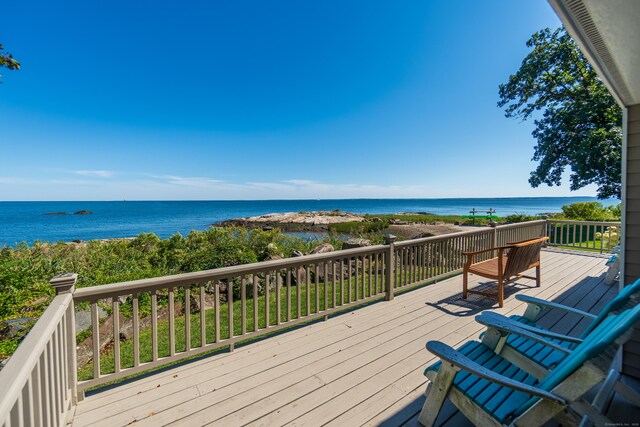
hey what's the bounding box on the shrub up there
[607,203,622,219]
[504,213,538,223]
[595,226,621,247]
[561,201,620,221]
[0,227,340,323]
[328,221,388,234]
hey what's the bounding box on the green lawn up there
[549,239,615,253]
[78,270,388,381]
[76,261,458,383]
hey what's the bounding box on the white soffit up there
[549,0,640,107]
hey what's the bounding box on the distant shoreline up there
[24,210,488,246]
[0,197,615,246]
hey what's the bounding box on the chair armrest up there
[426,341,566,405]
[515,295,598,320]
[478,311,583,345]
[476,313,572,354]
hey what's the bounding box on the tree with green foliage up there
[498,28,622,199]
[560,201,620,221]
[0,44,20,82]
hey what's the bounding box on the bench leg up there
[536,265,541,287]
[462,271,468,300]
[498,277,504,307]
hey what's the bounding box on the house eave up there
[548,0,640,108]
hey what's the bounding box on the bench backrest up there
[503,236,549,278]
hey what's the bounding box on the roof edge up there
[548,0,631,107]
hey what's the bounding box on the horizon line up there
[0,195,614,203]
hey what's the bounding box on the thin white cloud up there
[0,177,40,185]
[49,179,103,186]
[284,179,318,185]
[151,175,223,187]
[242,180,428,199]
[0,172,601,201]
[139,175,431,198]
[75,170,113,178]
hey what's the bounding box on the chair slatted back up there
[581,278,640,337]
[503,237,548,278]
[544,306,640,388]
[515,305,640,417]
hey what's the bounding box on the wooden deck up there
[69,250,624,427]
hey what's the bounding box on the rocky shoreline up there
[216,210,484,240]
[216,210,366,232]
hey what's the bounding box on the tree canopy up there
[498,28,622,199]
[0,44,20,82]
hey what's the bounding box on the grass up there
[78,270,389,381]
[549,240,615,254]
[76,261,454,383]
[328,221,388,234]
[366,213,500,226]
[326,213,503,235]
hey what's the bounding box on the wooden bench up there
[462,236,549,307]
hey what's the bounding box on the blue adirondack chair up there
[419,305,640,427]
[479,278,640,378]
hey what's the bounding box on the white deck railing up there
[71,220,548,391]
[0,274,77,427]
[0,218,584,425]
[546,219,621,253]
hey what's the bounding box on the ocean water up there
[0,197,616,245]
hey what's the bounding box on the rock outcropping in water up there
[217,210,364,231]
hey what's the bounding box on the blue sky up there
[0,1,594,200]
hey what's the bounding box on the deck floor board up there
[70,250,628,427]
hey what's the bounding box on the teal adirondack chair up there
[419,305,640,427]
[480,278,640,378]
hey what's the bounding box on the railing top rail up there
[546,219,621,226]
[74,244,388,301]
[494,219,548,230]
[0,293,72,420]
[394,219,547,248]
[394,227,493,248]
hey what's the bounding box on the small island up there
[216,210,482,240]
[43,210,93,216]
[218,210,364,230]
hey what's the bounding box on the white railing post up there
[50,273,77,295]
[384,234,397,301]
[544,219,549,246]
[50,273,80,404]
[490,221,498,255]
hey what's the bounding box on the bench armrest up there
[478,311,583,345]
[463,247,497,256]
[476,313,573,353]
[426,341,567,405]
[515,295,598,320]
[463,246,512,256]
[506,236,549,246]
